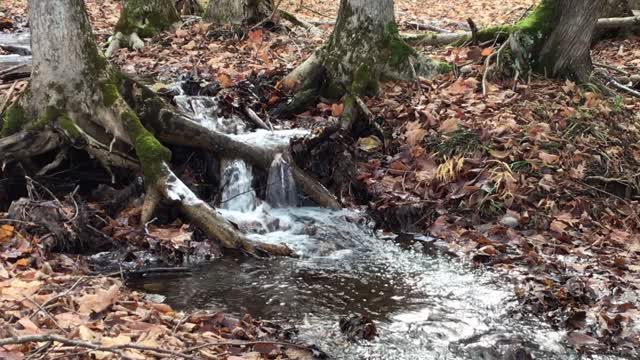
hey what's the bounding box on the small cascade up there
[174,95,246,134]
[220,159,256,212]
[266,153,297,208]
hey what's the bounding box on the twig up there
[29,277,87,319]
[593,62,629,76]
[244,106,272,131]
[99,267,192,278]
[0,334,197,359]
[0,219,38,226]
[0,80,18,116]
[607,77,640,98]
[0,63,27,77]
[482,40,509,96]
[185,340,315,353]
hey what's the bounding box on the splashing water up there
[129,207,630,360]
[266,153,298,208]
[220,159,256,212]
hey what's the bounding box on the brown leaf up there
[77,284,120,315]
[331,103,344,117]
[404,121,427,146]
[438,118,459,134]
[538,152,559,164]
[0,225,14,242]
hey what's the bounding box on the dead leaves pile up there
[353,42,640,354]
[0,226,318,360]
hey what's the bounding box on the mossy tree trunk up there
[1,0,296,257]
[506,0,603,81]
[107,0,181,56]
[280,0,448,127]
[205,0,273,25]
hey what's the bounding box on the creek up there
[129,91,625,359]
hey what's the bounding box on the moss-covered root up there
[104,88,293,257]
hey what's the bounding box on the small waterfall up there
[266,154,297,208]
[220,159,256,212]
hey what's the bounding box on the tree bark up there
[280,0,448,124]
[205,0,273,25]
[534,0,602,81]
[3,0,293,257]
[115,0,180,37]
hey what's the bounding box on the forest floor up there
[2,0,640,358]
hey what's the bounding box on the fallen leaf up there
[77,284,120,315]
[357,136,383,152]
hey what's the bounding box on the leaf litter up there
[1,0,640,358]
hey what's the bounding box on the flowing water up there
[129,93,629,359]
[266,154,298,208]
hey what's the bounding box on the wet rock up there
[339,315,377,341]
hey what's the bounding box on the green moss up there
[1,104,27,137]
[383,22,417,67]
[115,0,180,38]
[340,95,356,128]
[351,64,379,97]
[516,0,556,37]
[59,113,82,139]
[436,61,454,73]
[31,105,62,130]
[121,108,171,183]
[101,81,120,106]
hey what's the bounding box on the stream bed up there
[129,206,617,360]
[129,89,626,359]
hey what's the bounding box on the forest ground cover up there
[1,0,640,358]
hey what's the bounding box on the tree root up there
[105,32,144,57]
[0,130,61,162]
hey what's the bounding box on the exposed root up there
[105,32,144,57]
[279,53,322,92]
[0,130,61,163]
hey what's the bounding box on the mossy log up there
[2,0,294,257]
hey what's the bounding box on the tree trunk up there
[508,0,602,81]
[107,0,181,56]
[2,0,294,257]
[280,0,448,124]
[205,0,273,25]
[115,0,180,37]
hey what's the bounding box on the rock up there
[499,215,519,228]
[339,315,377,341]
[459,64,474,74]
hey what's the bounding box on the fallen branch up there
[404,15,640,47]
[404,21,451,33]
[608,78,640,97]
[243,106,272,130]
[0,334,196,359]
[126,80,340,209]
[278,9,318,31]
[100,267,192,278]
[597,15,640,29]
